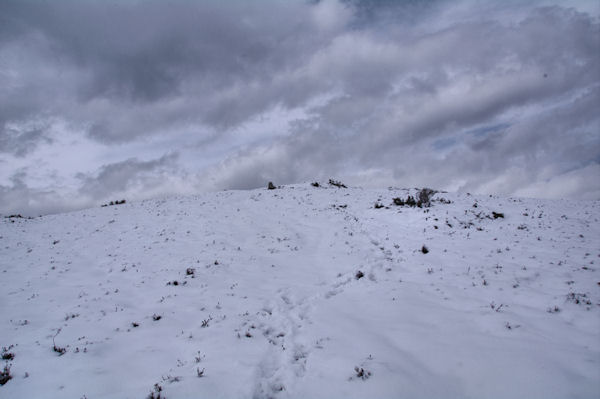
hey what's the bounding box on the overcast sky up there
[1,0,599,216]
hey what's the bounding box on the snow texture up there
[1,184,599,398]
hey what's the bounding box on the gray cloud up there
[0,0,341,141]
[0,171,74,216]
[0,0,598,216]
[77,153,179,200]
[0,123,52,157]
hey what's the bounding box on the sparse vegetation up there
[393,189,438,208]
[566,292,592,306]
[490,303,504,312]
[353,366,372,380]
[53,343,66,355]
[101,199,126,207]
[147,383,164,399]
[505,322,520,330]
[393,195,416,207]
[1,347,14,361]
[52,329,66,356]
[0,364,11,386]
[328,179,347,188]
[417,188,436,207]
[64,313,79,321]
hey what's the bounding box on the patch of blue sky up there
[464,123,511,138]
[432,122,511,151]
[432,136,458,150]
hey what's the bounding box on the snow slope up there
[1,184,599,399]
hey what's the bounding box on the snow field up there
[1,184,598,398]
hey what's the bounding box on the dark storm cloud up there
[0,0,338,141]
[0,0,598,215]
[0,124,52,157]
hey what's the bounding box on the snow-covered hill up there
[1,184,599,399]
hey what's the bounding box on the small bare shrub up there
[52,329,66,356]
[566,292,592,306]
[1,346,14,361]
[147,383,164,399]
[328,179,347,188]
[354,366,371,380]
[505,322,520,330]
[0,364,11,386]
[102,199,126,207]
[417,188,436,207]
